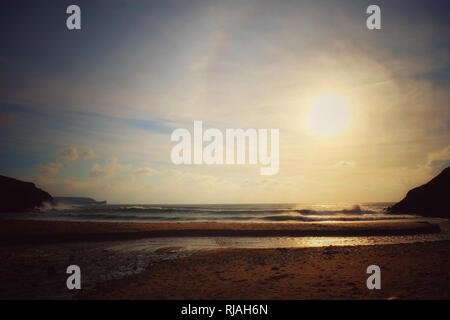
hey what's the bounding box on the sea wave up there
[42,203,378,215]
[259,214,411,222]
[11,202,411,223]
[296,205,376,216]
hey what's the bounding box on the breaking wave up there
[0,202,420,223]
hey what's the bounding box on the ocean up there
[0,202,421,222]
[2,201,450,259]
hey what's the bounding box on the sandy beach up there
[0,219,449,299]
[83,241,450,300]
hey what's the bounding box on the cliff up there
[387,167,450,218]
[0,175,53,213]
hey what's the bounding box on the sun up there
[307,94,351,135]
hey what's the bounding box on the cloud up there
[425,146,450,174]
[89,158,132,178]
[89,164,110,178]
[38,162,62,176]
[59,147,79,162]
[81,148,96,160]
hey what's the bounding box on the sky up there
[0,0,449,204]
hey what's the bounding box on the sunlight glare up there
[307,94,351,135]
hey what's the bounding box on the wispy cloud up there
[80,148,96,160]
[59,147,79,162]
[89,158,132,178]
[38,162,62,176]
[425,146,450,174]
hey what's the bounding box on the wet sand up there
[0,219,448,299]
[83,241,450,300]
[0,219,441,244]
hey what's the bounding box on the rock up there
[387,167,450,218]
[0,175,53,213]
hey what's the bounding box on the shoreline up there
[0,219,448,299]
[82,240,450,300]
[0,219,441,245]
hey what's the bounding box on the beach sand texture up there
[0,219,448,299]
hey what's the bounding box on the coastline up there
[0,218,448,299]
[0,219,441,245]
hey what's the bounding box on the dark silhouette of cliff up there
[0,175,53,213]
[387,167,450,218]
